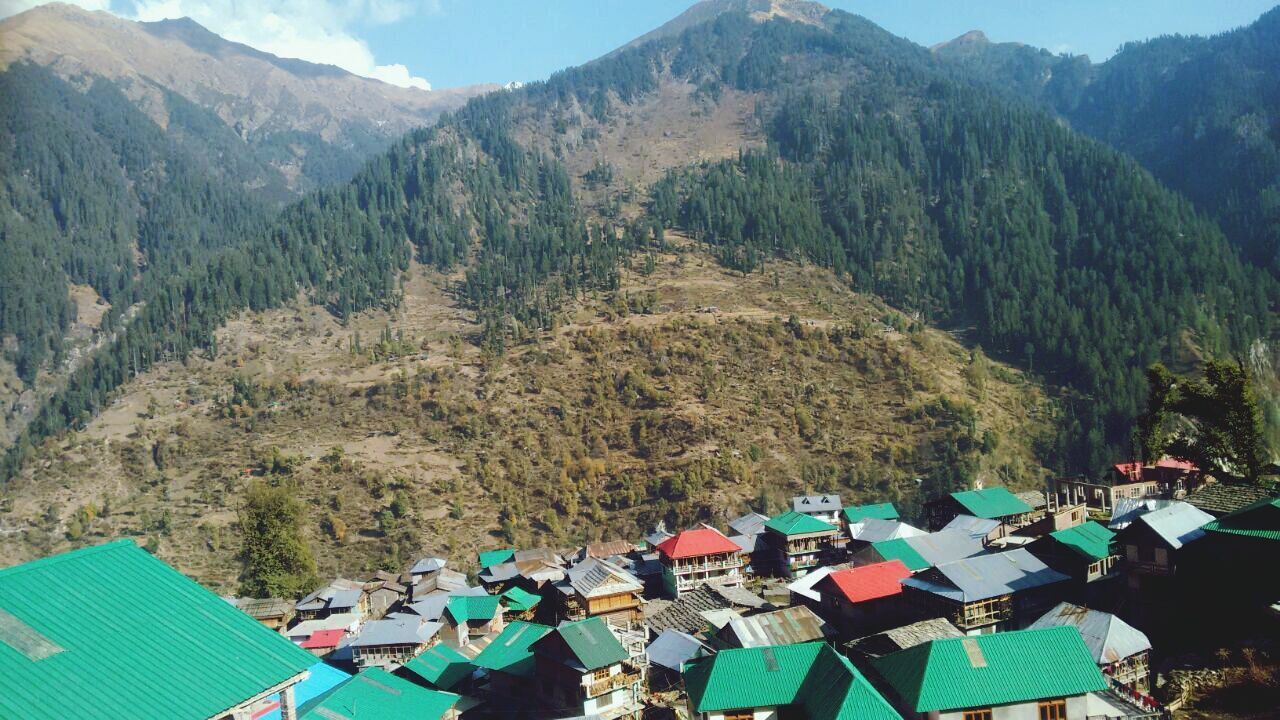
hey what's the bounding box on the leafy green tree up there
[237,481,317,598]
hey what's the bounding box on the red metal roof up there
[300,629,346,649]
[824,560,911,603]
[1155,458,1196,471]
[656,527,741,559]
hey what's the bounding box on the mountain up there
[933,7,1280,268]
[0,0,1274,578]
[0,3,495,195]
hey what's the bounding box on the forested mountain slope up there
[2,0,1275,546]
[934,7,1280,269]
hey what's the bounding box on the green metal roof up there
[1050,521,1116,560]
[950,487,1033,519]
[500,586,542,612]
[472,621,552,678]
[1203,497,1280,541]
[300,667,458,720]
[478,548,516,569]
[872,538,931,571]
[401,644,473,690]
[766,511,838,536]
[446,594,502,623]
[842,503,900,523]
[0,540,316,720]
[550,617,629,670]
[873,626,1107,712]
[683,642,900,720]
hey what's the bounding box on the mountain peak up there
[931,29,990,51]
[619,0,830,52]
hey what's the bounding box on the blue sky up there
[5,1,1275,90]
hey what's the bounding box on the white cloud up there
[1,0,436,91]
[0,0,111,18]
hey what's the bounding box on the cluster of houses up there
[1,457,1277,720]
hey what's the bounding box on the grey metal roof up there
[728,534,758,553]
[478,562,521,584]
[408,587,488,621]
[286,613,362,639]
[942,515,1001,540]
[231,597,294,619]
[728,512,770,538]
[786,566,835,602]
[792,495,842,514]
[350,617,441,647]
[645,630,713,672]
[411,557,448,575]
[846,618,964,658]
[1134,502,1214,549]
[902,548,1070,602]
[904,529,987,566]
[582,540,635,560]
[646,530,674,547]
[1028,602,1151,664]
[850,518,927,543]
[714,605,831,648]
[1108,498,1176,530]
[297,579,363,611]
[565,557,643,598]
[329,589,362,610]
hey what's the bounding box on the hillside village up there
[2,458,1277,720]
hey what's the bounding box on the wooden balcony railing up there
[587,671,642,698]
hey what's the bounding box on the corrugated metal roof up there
[822,561,911,604]
[0,540,316,720]
[477,549,516,570]
[951,487,1033,519]
[1108,498,1176,530]
[350,617,441,648]
[873,626,1107,712]
[683,642,899,720]
[301,629,347,649]
[766,511,838,536]
[657,526,742,559]
[1133,502,1214,548]
[471,621,551,678]
[548,617,629,670]
[873,530,986,571]
[583,540,636,559]
[792,495,842,513]
[298,666,457,720]
[871,539,930,571]
[786,566,835,601]
[565,557,643,598]
[842,503,900,523]
[258,663,350,720]
[1027,603,1150,664]
[645,630,712,672]
[499,586,542,612]
[287,614,362,640]
[1049,521,1115,560]
[716,605,831,648]
[850,518,927,543]
[942,515,1000,539]
[445,594,502,624]
[729,512,771,537]
[401,644,473,690]
[902,549,1069,602]
[411,557,447,575]
[1203,497,1280,541]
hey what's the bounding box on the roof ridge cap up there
[0,538,136,579]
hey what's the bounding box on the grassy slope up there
[0,240,1050,588]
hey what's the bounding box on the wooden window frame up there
[961,709,992,720]
[1038,698,1067,720]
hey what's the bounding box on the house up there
[227,596,295,631]
[851,529,986,572]
[728,511,771,538]
[578,540,637,562]
[532,617,646,720]
[941,515,1001,545]
[708,604,833,649]
[760,510,842,577]
[786,565,837,609]
[0,540,316,720]
[682,642,901,720]
[1185,496,1280,628]
[362,574,408,620]
[296,579,368,620]
[1028,603,1153,692]
[842,502,900,525]
[900,549,1070,634]
[844,618,964,663]
[872,626,1108,720]
[287,613,362,649]
[925,488,1034,536]
[656,526,745,597]
[646,629,713,691]
[479,548,517,571]
[812,560,912,637]
[792,494,843,525]
[1011,502,1087,540]
[472,620,554,699]
[1048,458,1203,515]
[847,518,927,554]
[1027,521,1122,600]
[440,594,505,648]
[1108,498,1176,530]
[501,585,544,620]
[299,667,458,720]
[644,583,764,638]
[399,643,475,692]
[558,557,645,623]
[407,586,491,623]
[350,615,442,669]
[1185,481,1277,518]
[415,568,473,600]
[410,556,449,580]
[480,548,568,593]
[1114,502,1213,595]
[299,629,347,657]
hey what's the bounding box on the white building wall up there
[704,706,779,720]
[936,695,1087,720]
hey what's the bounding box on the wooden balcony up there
[587,670,642,698]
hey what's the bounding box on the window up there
[724,710,755,720]
[1039,699,1067,720]
[962,710,992,720]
